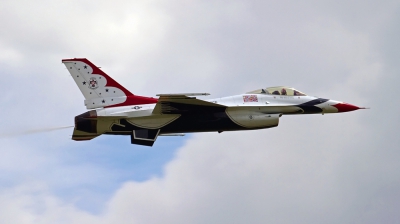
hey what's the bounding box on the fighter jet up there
[63,58,365,146]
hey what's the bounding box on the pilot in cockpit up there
[247,87,307,96]
[272,90,280,95]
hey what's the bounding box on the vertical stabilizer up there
[62,58,157,109]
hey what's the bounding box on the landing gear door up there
[131,129,160,147]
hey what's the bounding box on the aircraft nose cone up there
[332,103,361,112]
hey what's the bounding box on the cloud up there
[98,116,371,224]
[0,0,399,223]
[0,183,98,224]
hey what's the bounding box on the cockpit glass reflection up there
[247,87,307,96]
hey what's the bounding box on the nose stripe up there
[332,103,360,112]
[298,98,329,106]
[296,98,329,114]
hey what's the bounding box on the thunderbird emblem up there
[88,77,98,89]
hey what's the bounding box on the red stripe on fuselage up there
[105,95,158,108]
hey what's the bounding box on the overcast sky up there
[0,0,399,223]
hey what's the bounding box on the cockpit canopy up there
[247,86,307,96]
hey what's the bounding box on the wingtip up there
[61,58,88,62]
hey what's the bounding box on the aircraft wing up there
[153,93,226,114]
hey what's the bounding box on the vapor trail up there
[0,126,74,138]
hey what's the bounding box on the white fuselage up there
[88,94,342,136]
[96,94,341,118]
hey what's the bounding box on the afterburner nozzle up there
[75,110,98,133]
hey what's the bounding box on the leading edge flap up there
[152,94,225,114]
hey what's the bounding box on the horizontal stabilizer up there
[72,128,100,141]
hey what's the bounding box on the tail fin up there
[62,58,157,109]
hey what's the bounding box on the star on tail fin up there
[62,58,158,109]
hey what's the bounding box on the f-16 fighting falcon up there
[63,58,366,146]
